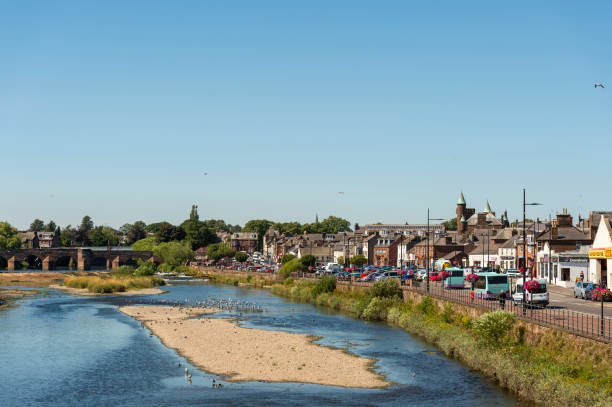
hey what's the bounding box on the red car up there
[428,272,441,281]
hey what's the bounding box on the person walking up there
[580,271,584,282]
[499,290,506,310]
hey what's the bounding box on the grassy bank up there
[209,272,611,406]
[186,268,279,288]
[63,274,165,294]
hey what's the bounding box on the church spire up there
[457,191,466,205]
[483,200,492,214]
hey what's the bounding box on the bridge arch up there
[25,255,43,270]
[54,255,75,270]
[0,256,7,270]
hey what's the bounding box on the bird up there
[338,191,344,194]
[178,362,181,368]
[594,83,605,88]
[203,172,208,175]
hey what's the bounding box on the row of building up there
[260,193,612,289]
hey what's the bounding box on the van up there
[324,263,342,274]
[512,278,549,306]
[473,272,510,299]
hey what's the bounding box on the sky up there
[1,1,610,230]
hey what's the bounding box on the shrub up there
[284,277,294,286]
[417,295,436,315]
[311,275,336,297]
[370,278,402,299]
[281,254,296,264]
[361,297,398,321]
[153,241,193,266]
[442,303,453,323]
[472,310,516,347]
[134,261,157,276]
[235,252,248,262]
[300,254,316,268]
[328,296,341,310]
[280,258,306,279]
[349,254,367,267]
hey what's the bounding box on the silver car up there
[573,282,599,300]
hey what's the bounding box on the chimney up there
[556,208,573,227]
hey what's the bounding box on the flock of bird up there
[119,297,264,313]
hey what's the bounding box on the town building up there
[362,223,445,237]
[37,232,61,248]
[229,232,258,254]
[537,244,590,287]
[456,192,508,235]
[19,231,39,248]
[588,214,612,288]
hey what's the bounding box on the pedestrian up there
[580,271,584,282]
[499,290,506,310]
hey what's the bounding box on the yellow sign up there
[588,248,612,259]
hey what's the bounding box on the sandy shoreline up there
[120,305,389,388]
[49,284,165,296]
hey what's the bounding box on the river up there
[0,281,521,406]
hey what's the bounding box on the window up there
[537,242,542,250]
[576,242,581,250]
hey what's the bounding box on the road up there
[549,289,612,318]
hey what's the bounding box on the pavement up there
[548,285,612,317]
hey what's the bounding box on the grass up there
[211,271,612,406]
[63,274,165,294]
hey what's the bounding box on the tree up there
[127,222,147,245]
[153,241,193,267]
[273,221,304,235]
[44,220,57,233]
[279,257,306,279]
[144,222,165,234]
[0,222,22,249]
[281,254,296,264]
[300,254,316,268]
[29,219,45,232]
[119,223,132,235]
[350,254,367,266]
[181,206,216,250]
[235,252,248,262]
[203,219,242,233]
[89,226,120,247]
[80,216,94,231]
[132,236,158,251]
[156,222,186,243]
[60,225,79,247]
[243,219,273,250]
[207,243,236,262]
[320,216,352,233]
[336,256,345,266]
[442,218,457,231]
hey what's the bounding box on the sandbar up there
[49,284,165,296]
[120,305,389,388]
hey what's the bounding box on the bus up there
[473,272,510,299]
[443,267,465,289]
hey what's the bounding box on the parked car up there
[428,272,441,281]
[505,269,520,277]
[573,282,599,300]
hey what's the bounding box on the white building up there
[588,215,612,288]
[538,243,590,287]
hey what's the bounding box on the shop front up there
[588,248,611,288]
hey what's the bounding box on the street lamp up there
[522,188,542,313]
[427,208,444,293]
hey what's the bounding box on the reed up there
[63,275,164,294]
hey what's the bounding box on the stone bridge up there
[0,248,156,271]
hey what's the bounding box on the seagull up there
[203,172,208,175]
[594,83,605,88]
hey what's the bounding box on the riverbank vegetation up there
[63,273,165,294]
[208,272,611,406]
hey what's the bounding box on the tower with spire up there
[456,191,475,234]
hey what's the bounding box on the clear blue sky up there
[1,1,610,230]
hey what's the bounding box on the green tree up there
[320,216,352,233]
[300,254,316,268]
[273,221,303,235]
[243,219,273,250]
[44,220,57,232]
[350,254,367,266]
[153,241,193,267]
[235,252,248,262]
[60,225,79,247]
[132,236,158,251]
[144,222,165,234]
[207,243,236,262]
[119,223,132,235]
[442,218,457,231]
[279,257,306,279]
[181,206,216,250]
[89,226,120,246]
[156,222,186,243]
[29,219,45,232]
[127,222,147,245]
[336,256,345,266]
[80,216,94,231]
[0,222,22,249]
[281,254,296,264]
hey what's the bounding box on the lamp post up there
[522,188,542,314]
[427,208,444,293]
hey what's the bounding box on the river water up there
[0,282,521,406]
